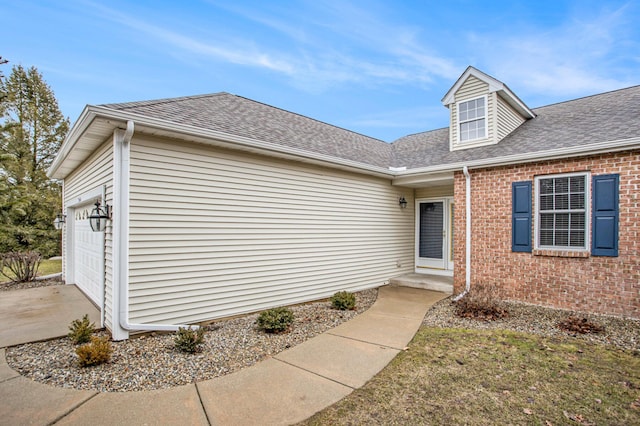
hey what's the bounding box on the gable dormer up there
[442,66,535,151]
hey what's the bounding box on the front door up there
[416,198,453,272]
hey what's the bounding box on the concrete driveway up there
[0,285,100,347]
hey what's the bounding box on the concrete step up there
[389,273,453,294]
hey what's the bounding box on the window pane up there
[540,179,553,195]
[570,193,584,209]
[555,194,569,209]
[540,213,554,229]
[460,119,485,141]
[540,229,554,246]
[555,178,568,194]
[570,230,585,247]
[555,229,569,246]
[570,176,585,192]
[540,194,553,210]
[555,213,569,229]
[570,213,585,229]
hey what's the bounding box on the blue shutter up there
[512,181,532,252]
[592,174,619,256]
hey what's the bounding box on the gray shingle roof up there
[102,85,640,172]
[102,93,393,169]
[392,85,640,169]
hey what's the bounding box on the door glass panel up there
[419,202,444,259]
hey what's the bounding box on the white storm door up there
[416,198,453,271]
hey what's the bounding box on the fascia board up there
[441,66,504,105]
[47,106,101,179]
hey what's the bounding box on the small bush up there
[257,307,294,333]
[558,316,604,334]
[76,336,112,367]
[174,326,206,353]
[0,251,41,282]
[454,284,508,321]
[68,314,96,344]
[331,291,356,310]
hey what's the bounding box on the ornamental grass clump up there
[257,307,294,333]
[174,326,206,353]
[76,336,112,367]
[331,291,356,310]
[68,314,95,345]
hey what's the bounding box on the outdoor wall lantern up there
[399,196,408,209]
[89,200,111,232]
[53,213,66,230]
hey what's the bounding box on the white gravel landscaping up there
[6,288,378,392]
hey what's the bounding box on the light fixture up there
[53,213,66,230]
[89,199,111,232]
[399,196,408,209]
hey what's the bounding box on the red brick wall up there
[453,150,640,319]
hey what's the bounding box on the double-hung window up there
[535,172,589,250]
[458,96,486,142]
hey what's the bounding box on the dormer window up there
[458,96,487,142]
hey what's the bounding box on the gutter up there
[453,166,471,301]
[392,137,640,180]
[112,120,197,340]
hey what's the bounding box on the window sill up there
[533,249,590,258]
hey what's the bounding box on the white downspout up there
[453,166,471,301]
[112,120,197,340]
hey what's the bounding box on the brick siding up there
[453,150,640,319]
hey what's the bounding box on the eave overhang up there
[48,106,394,181]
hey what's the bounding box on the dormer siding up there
[496,95,526,140]
[443,66,535,153]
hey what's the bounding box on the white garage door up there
[73,204,104,305]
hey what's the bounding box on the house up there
[48,66,640,340]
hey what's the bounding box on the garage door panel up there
[73,204,104,305]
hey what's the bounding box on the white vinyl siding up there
[63,139,114,329]
[415,186,453,199]
[127,136,414,325]
[496,96,526,140]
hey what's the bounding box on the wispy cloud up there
[468,2,639,98]
[204,0,460,89]
[85,2,297,75]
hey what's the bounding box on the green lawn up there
[0,258,62,283]
[302,327,640,425]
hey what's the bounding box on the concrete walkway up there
[0,286,447,426]
[0,285,100,347]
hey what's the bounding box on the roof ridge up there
[100,92,232,110]
[532,84,640,111]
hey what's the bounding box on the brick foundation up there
[453,150,640,319]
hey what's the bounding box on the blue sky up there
[1,0,639,142]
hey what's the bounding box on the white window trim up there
[534,171,591,252]
[457,95,488,143]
